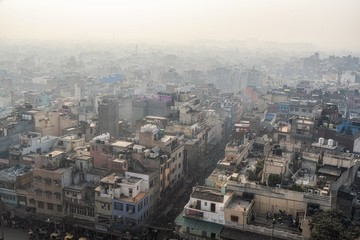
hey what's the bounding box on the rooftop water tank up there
[319,137,325,145]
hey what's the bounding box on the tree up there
[268,174,281,187]
[310,209,360,240]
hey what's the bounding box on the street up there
[150,140,227,239]
[3,227,29,240]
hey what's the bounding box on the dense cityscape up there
[1,1,360,240]
[0,43,359,240]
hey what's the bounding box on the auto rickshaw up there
[64,233,74,240]
[78,238,88,240]
[50,233,61,240]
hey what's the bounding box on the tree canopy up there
[310,209,360,240]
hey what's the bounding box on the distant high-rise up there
[98,97,119,138]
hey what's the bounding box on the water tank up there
[323,123,328,128]
[328,139,334,146]
[319,137,325,145]
[329,124,333,129]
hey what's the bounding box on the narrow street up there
[3,227,29,240]
[150,140,227,239]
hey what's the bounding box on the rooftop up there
[116,191,147,203]
[191,187,224,203]
[226,196,252,211]
[111,141,132,148]
[0,165,32,182]
[44,151,63,158]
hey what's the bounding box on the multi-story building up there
[289,99,318,118]
[33,151,73,219]
[98,97,119,138]
[30,110,78,137]
[0,164,33,206]
[0,111,34,154]
[9,132,58,166]
[54,134,85,153]
[90,134,131,171]
[175,186,233,239]
[94,173,150,232]
[138,124,185,191]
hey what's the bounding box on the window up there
[45,178,51,186]
[114,202,123,211]
[38,201,44,209]
[57,205,62,212]
[231,215,239,222]
[53,179,60,187]
[138,201,143,211]
[295,108,299,112]
[302,109,306,113]
[202,231,207,237]
[204,202,207,206]
[129,188,133,197]
[35,189,42,196]
[46,191,52,199]
[35,176,42,183]
[211,233,216,239]
[101,203,110,210]
[150,180,154,188]
[88,209,94,217]
[126,204,135,214]
[178,163,181,169]
[48,203,53,210]
[55,192,61,200]
[144,197,149,206]
[179,152,181,158]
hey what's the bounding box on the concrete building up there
[176,186,233,239]
[0,164,33,206]
[0,111,34,154]
[289,99,318,118]
[138,124,184,190]
[98,97,119,138]
[8,132,58,166]
[33,151,73,219]
[94,173,150,231]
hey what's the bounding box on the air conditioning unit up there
[314,190,320,195]
[308,189,313,194]
[276,184,281,188]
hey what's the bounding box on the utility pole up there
[271,218,276,240]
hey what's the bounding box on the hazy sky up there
[1,0,359,50]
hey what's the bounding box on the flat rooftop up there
[159,135,174,143]
[191,188,224,203]
[226,196,252,211]
[111,141,132,148]
[0,164,33,181]
[60,135,78,141]
[44,151,63,157]
[117,191,147,203]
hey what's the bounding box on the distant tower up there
[98,97,119,138]
[337,68,342,85]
